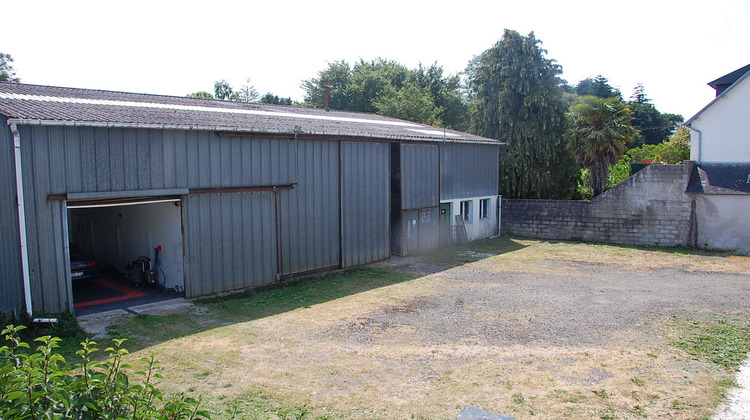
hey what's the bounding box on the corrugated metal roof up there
[0,82,501,144]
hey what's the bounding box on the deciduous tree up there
[260,93,293,105]
[301,59,468,128]
[0,53,20,82]
[214,79,236,100]
[186,91,213,99]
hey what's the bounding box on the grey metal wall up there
[0,118,23,314]
[279,140,340,275]
[14,125,76,313]
[341,142,390,267]
[11,123,352,311]
[183,192,278,297]
[401,144,439,210]
[440,143,499,200]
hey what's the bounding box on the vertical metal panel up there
[401,143,439,209]
[418,207,439,253]
[279,140,340,274]
[440,143,499,200]
[94,127,111,191]
[20,125,71,313]
[183,192,277,298]
[341,142,390,267]
[0,117,23,314]
[401,209,419,256]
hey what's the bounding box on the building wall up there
[278,140,340,275]
[442,195,500,241]
[401,143,439,210]
[690,77,750,163]
[8,124,398,311]
[0,118,23,315]
[440,143,499,199]
[502,164,694,247]
[694,195,750,250]
[183,191,278,297]
[341,142,390,267]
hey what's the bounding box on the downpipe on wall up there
[687,123,702,164]
[9,122,57,323]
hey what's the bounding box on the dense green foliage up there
[627,85,684,147]
[565,95,637,196]
[576,127,691,199]
[188,78,262,103]
[467,30,578,199]
[0,53,20,83]
[259,93,293,105]
[186,91,213,99]
[0,325,208,419]
[301,59,468,129]
[573,75,620,98]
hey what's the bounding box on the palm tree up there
[565,96,637,196]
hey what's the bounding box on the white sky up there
[3,0,748,120]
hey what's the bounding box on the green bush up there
[0,324,209,419]
[576,128,692,199]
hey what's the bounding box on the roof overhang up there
[7,118,504,145]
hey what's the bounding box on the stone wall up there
[501,163,695,247]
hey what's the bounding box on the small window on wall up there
[460,200,471,222]
[479,198,490,219]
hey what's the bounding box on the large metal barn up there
[0,82,501,315]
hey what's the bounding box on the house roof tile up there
[687,163,750,194]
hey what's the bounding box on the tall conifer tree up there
[468,30,578,198]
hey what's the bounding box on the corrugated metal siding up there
[19,125,73,313]
[0,118,23,314]
[16,126,304,311]
[401,144,439,209]
[26,126,296,195]
[183,192,277,298]
[440,143,499,200]
[341,142,390,267]
[279,140,340,275]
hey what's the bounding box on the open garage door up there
[66,197,185,311]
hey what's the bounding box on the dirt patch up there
[125,239,750,419]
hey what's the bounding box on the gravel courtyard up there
[118,238,750,419]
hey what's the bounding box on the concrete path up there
[714,356,750,419]
[76,298,193,338]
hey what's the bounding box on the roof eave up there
[6,118,503,145]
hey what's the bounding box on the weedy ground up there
[94,237,750,419]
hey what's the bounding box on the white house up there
[685,64,750,251]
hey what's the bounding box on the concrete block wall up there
[501,163,695,247]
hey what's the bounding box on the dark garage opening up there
[67,198,185,314]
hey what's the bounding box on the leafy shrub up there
[0,324,209,419]
[575,128,691,199]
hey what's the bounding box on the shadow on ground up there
[81,237,528,353]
